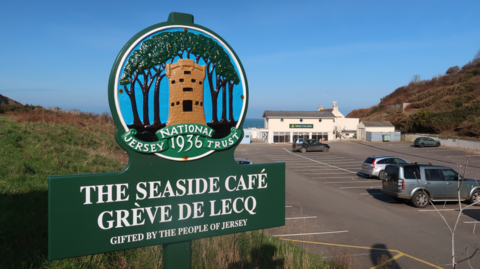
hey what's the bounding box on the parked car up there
[414,137,441,148]
[235,158,254,165]
[381,163,480,208]
[360,156,409,179]
[292,138,330,153]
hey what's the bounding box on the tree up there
[119,31,240,127]
[474,48,480,64]
[411,75,421,83]
[446,65,460,75]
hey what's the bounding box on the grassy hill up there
[347,59,480,138]
[0,108,338,268]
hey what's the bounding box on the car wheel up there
[300,148,306,153]
[469,190,480,205]
[435,143,440,147]
[420,143,425,148]
[322,146,329,152]
[411,191,429,208]
[378,170,385,180]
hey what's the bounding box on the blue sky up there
[1,0,479,118]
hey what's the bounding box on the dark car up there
[292,138,330,153]
[414,137,441,148]
[235,158,254,165]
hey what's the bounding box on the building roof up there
[361,121,394,127]
[262,110,336,118]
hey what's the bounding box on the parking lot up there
[235,140,480,268]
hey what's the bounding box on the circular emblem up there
[112,26,247,161]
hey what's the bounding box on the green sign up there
[289,124,314,128]
[48,12,285,263]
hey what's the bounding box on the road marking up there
[287,163,321,168]
[313,176,363,179]
[294,169,342,171]
[275,161,312,163]
[283,148,356,174]
[340,186,380,189]
[303,173,354,175]
[273,231,348,237]
[419,209,455,212]
[285,216,317,220]
[464,221,480,224]
[426,150,456,152]
[324,181,378,184]
[280,239,444,269]
[371,253,405,269]
[447,155,480,157]
[321,161,358,163]
[304,156,346,160]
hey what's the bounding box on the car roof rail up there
[414,162,432,165]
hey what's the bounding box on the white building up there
[256,102,359,143]
[357,121,395,140]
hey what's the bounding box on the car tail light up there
[398,179,405,190]
[372,159,376,169]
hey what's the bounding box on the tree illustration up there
[119,31,240,128]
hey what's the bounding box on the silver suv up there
[382,163,480,208]
[361,156,409,179]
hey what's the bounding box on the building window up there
[183,100,193,112]
[273,132,290,143]
[293,132,309,140]
[280,118,284,122]
[300,119,303,122]
[318,119,322,123]
[312,132,328,141]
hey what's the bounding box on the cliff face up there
[0,94,22,105]
[347,63,480,137]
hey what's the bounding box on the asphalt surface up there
[234,140,480,269]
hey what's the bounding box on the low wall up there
[366,131,401,142]
[404,134,480,151]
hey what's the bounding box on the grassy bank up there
[0,113,337,268]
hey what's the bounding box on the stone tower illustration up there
[166,59,207,126]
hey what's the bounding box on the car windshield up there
[364,157,375,164]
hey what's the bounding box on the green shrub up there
[0,104,41,114]
[446,65,460,75]
[394,98,402,104]
[454,99,463,108]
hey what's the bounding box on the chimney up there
[318,105,323,111]
[333,101,338,112]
